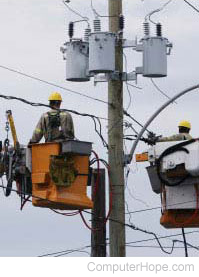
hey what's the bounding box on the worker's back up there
[30,92,75,144]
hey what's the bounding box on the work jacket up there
[30,109,74,143]
[157,133,192,142]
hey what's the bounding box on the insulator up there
[68,22,74,39]
[119,14,125,30]
[93,18,101,32]
[143,21,150,36]
[156,23,162,37]
[84,27,91,42]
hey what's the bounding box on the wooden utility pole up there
[108,0,126,257]
[91,169,106,257]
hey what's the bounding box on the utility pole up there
[91,169,106,257]
[108,0,126,257]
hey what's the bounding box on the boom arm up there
[6,110,19,150]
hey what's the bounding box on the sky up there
[0,0,199,257]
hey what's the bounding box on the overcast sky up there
[0,0,199,257]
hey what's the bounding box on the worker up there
[29,92,74,144]
[157,120,192,142]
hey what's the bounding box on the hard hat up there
[48,92,62,101]
[178,120,191,129]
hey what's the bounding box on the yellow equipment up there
[48,92,62,101]
[178,120,191,129]
[2,110,93,210]
[6,110,19,150]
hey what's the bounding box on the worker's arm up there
[29,116,44,144]
[157,134,185,142]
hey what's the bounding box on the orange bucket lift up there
[136,140,199,229]
[31,140,93,210]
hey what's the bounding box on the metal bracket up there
[122,39,137,49]
[94,68,143,84]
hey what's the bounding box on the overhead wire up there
[90,0,118,18]
[0,65,149,131]
[145,0,173,25]
[126,230,199,245]
[0,93,108,148]
[182,228,188,257]
[39,245,91,257]
[83,210,174,255]
[183,0,199,14]
[0,64,109,107]
[0,181,198,256]
[62,0,89,23]
[151,78,177,104]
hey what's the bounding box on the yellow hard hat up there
[178,120,191,129]
[48,92,62,101]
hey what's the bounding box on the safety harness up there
[45,111,65,142]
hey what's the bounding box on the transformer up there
[89,32,116,74]
[135,22,172,78]
[62,40,90,82]
[142,37,170,77]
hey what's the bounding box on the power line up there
[182,228,188,257]
[0,64,109,106]
[183,0,199,14]
[126,230,199,245]
[145,0,173,25]
[0,181,195,256]
[151,78,177,104]
[38,245,91,257]
[0,65,148,127]
[0,93,108,147]
[62,0,89,23]
[90,0,118,18]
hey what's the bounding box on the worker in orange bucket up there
[29,92,74,143]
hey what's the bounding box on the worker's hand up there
[141,135,160,145]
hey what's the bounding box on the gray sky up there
[0,0,199,257]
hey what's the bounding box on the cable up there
[62,0,89,23]
[83,210,175,255]
[183,0,199,14]
[90,0,118,18]
[182,228,188,257]
[123,51,132,112]
[80,158,113,231]
[151,78,177,104]
[145,0,173,25]
[0,64,109,107]
[123,109,151,134]
[0,93,108,148]
[127,84,199,164]
[0,181,197,256]
[39,245,91,257]
[126,230,199,245]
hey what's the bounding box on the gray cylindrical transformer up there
[65,40,90,82]
[89,32,116,74]
[142,37,168,78]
